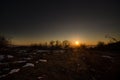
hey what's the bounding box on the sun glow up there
[75,41,80,45]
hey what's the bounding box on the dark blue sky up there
[0,0,120,45]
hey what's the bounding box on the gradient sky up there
[0,0,120,45]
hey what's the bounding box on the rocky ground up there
[0,49,120,80]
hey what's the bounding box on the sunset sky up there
[0,0,120,45]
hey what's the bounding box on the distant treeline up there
[0,35,120,52]
[93,41,120,52]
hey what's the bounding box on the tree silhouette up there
[49,40,56,49]
[0,35,10,48]
[96,41,105,48]
[62,40,70,49]
[80,44,87,49]
[105,34,118,42]
[55,40,61,49]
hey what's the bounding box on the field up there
[0,48,120,80]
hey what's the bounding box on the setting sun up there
[75,41,80,45]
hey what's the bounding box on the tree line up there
[0,35,120,52]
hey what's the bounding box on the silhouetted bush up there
[0,35,10,49]
[96,41,105,48]
[106,41,120,52]
[62,40,70,49]
[80,44,88,50]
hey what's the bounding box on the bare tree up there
[50,40,55,47]
[62,40,70,49]
[105,34,118,42]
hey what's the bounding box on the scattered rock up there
[7,55,14,58]
[37,76,44,79]
[36,61,39,63]
[9,69,20,74]
[39,59,47,62]
[13,60,26,63]
[0,74,7,78]
[102,55,112,59]
[23,63,34,67]
[23,57,31,60]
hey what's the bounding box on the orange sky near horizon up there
[12,37,110,46]
[1,1,120,46]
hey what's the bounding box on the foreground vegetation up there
[0,35,120,80]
